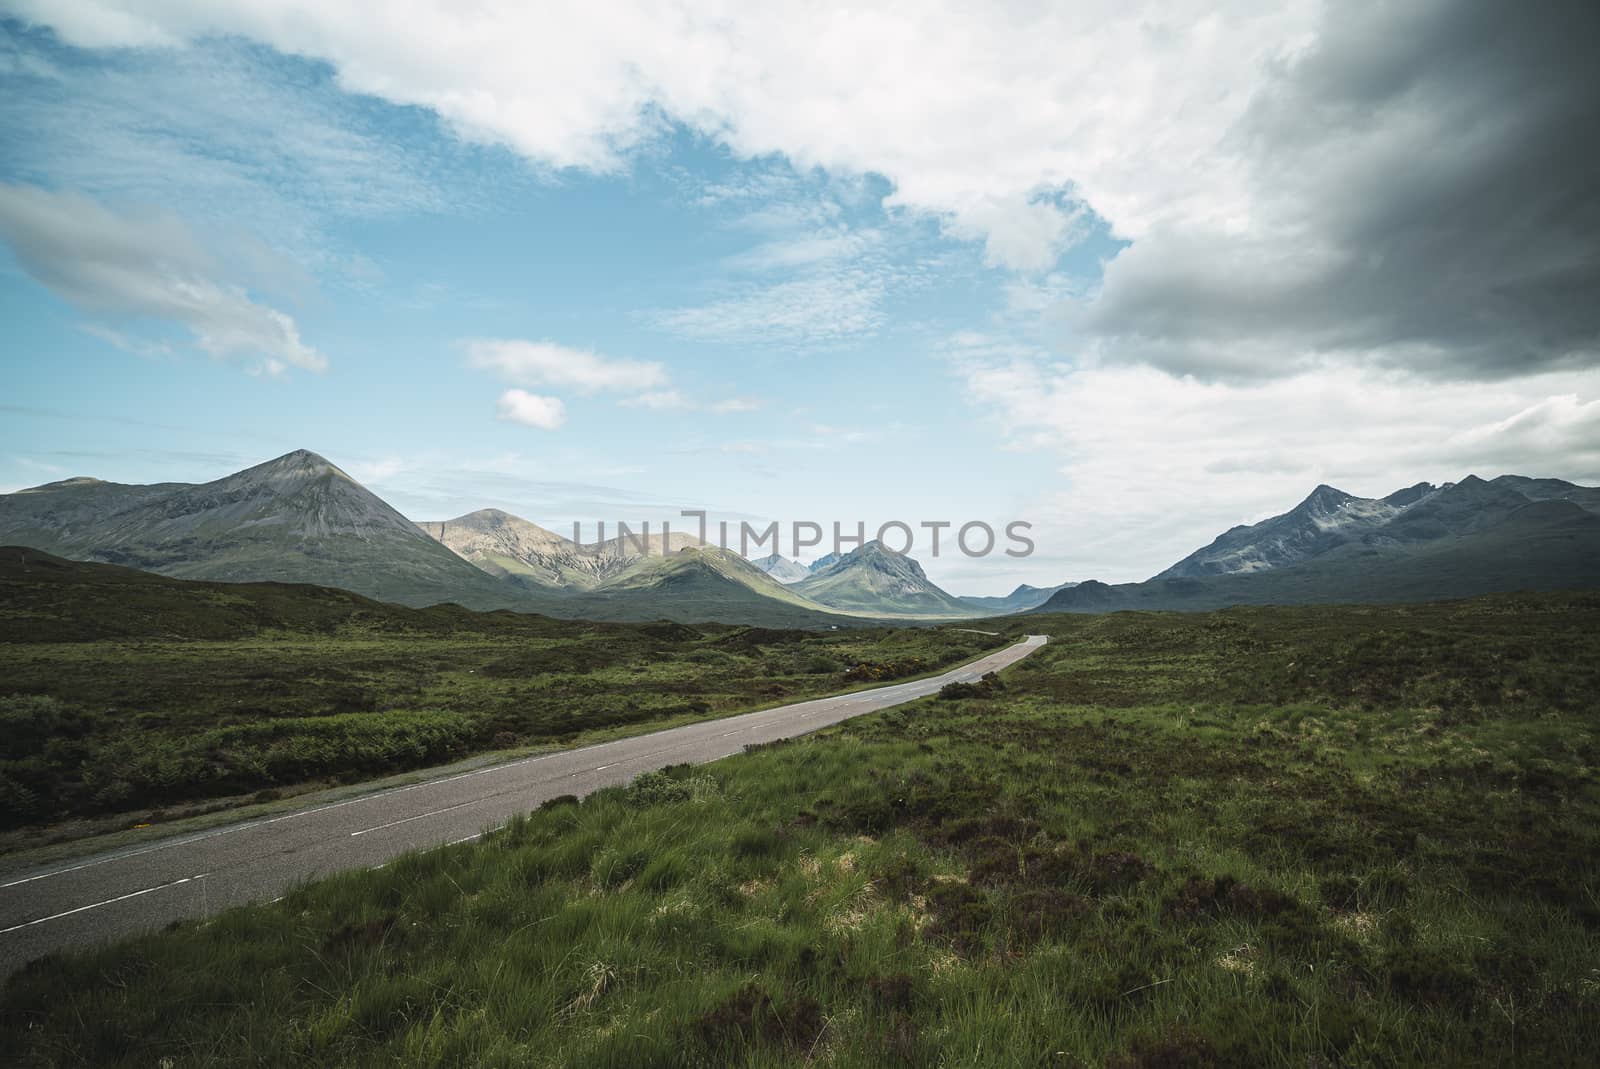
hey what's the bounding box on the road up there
[0,634,1046,976]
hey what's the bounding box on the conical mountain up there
[0,450,531,609]
[793,540,971,615]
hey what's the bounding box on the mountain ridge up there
[1043,474,1600,614]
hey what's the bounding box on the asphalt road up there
[0,634,1046,976]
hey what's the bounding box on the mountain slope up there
[0,544,574,643]
[419,509,620,590]
[1153,474,1600,583]
[793,541,973,616]
[0,451,547,611]
[564,547,864,627]
[1039,497,1600,614]
[750,553,811,584]
[1155,484,1406,579]
[419,509,707,591]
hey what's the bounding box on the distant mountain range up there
[1037,475,1600,613]
[0,450,530,612]
[957,582,1078,614]
[4,451,1594,625]
[417,508,701,591]
[0,451,978,625]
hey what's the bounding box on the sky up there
[1,0,1597,594]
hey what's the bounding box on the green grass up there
[4,593,1599,1066]
[0,550,1004,841]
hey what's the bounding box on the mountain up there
[808,551,842,572]
[0,450,539,611]
[1038,475,1600,614]
[560,546,864,628]
[793,540,973,616]
[419,509,707,591]
[750,553,811,584]
[1155,484,1408,579]
[1154,474,1600,581]
[958,581,1078,614]
[1491,474,1600,512]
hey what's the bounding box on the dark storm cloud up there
[1078,0,1600,382]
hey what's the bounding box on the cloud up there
[720,229,879,274]
[0,183,325,374]
[23,1,1596,382]
[6,0,1313,277]
[495,389,566,430]
[942,194,1086,274]
[0,23,488,283]
[1073,0,1600,381]
[617,391,764,413]
[655,269,888,346]
[466,339,668,394]
[619,389,688,410]
[951,333,1600,580]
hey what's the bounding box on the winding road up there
[0,634,1046,976]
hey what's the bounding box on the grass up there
[3,593,1599,1065]
[0,549,1004,844]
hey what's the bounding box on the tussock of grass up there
[4,594,1600,1065]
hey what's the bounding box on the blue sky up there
[3,4,1597,592]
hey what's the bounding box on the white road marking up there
[1,873,210,934]
[350,801,478,837]
[0,743,615,888]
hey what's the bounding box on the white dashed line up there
[1,873,210,934]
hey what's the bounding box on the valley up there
[4,453,1600,1067]
[4,593,1596,1066]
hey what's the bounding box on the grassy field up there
[4,593,1599,1066]
[0,549,1002,843]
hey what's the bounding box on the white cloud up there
[655,269,887,346]
[466,339,667,394]
[720,229,879,274]
[950,334,1600,580]
[942,194,1086,274]
[0,183,325,374]
[619,389,688,410]
[345,455,410,483]
[10,0,1315,274]
[617,391,766,414]
[20,2,1593,380]
[495,389,566,430]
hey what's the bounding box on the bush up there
[937,672,1006,700]
[626,769,719,807]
